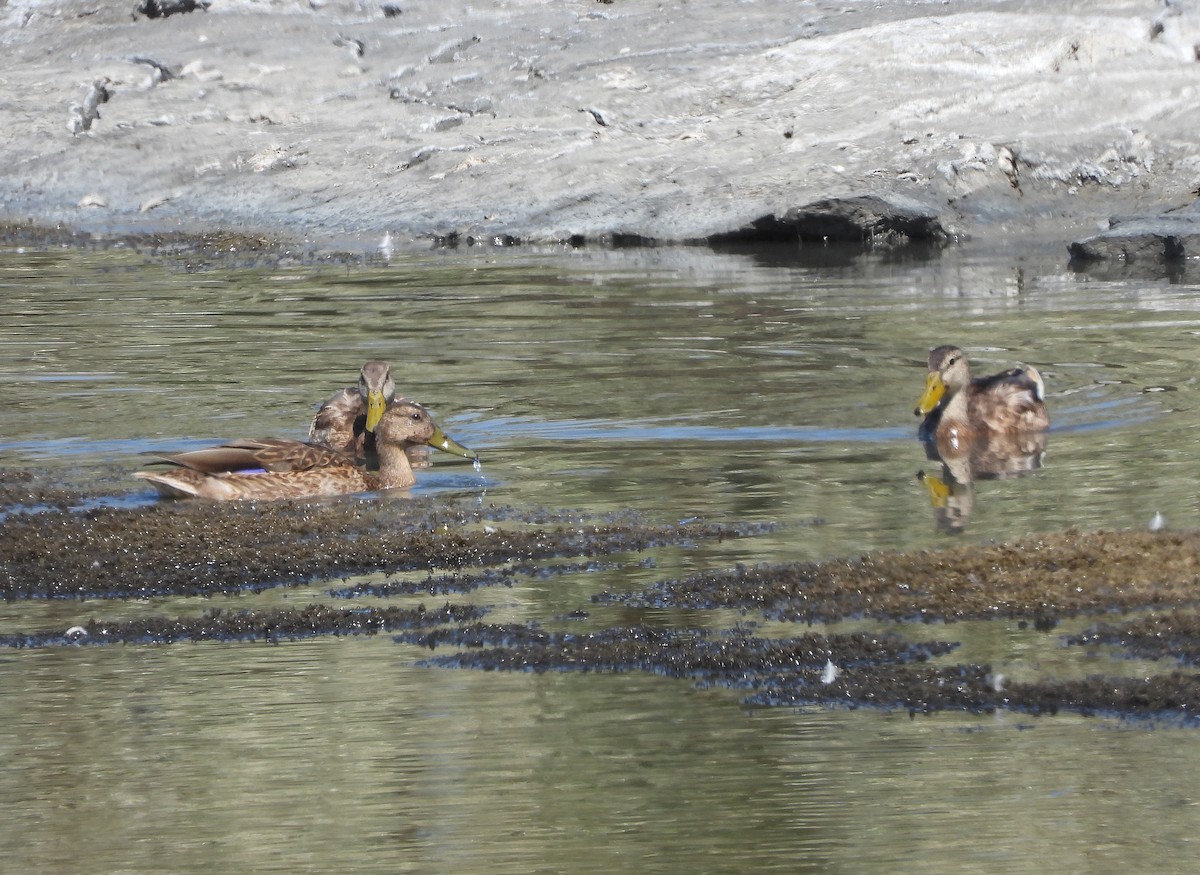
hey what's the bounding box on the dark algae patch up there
[745,665,1200,720]
[1067,610,1200,664]
[397,620,1200,721]
[0,603,486,648]
[6,470,1200,722]
[331,559,625,598]
[598,529,1200,624]
[400,624,957,675]
[0,489,755,599]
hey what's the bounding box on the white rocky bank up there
[2,0,1199,258]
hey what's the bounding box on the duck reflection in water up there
[914,345,1049,534]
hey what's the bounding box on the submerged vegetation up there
[4,465,1200,722]
[598,528,1200,624]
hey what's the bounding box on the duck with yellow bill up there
[309,360,431,469]
[915,344,1048,449]
[135,400,476,500]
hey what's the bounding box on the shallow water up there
[2,242,1200,872]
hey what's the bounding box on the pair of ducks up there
[135,361,477,501]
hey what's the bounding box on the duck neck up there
[372,441,417,490]
[941,383,971,422]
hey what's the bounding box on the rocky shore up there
[3,0,1200,258]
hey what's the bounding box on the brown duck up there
[309,360,394,451]
[135,400,476,500]
[915,345,1049,450]
[309,360,430,469]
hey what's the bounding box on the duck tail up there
[133,470,203,498]
[1022,365,1046,402]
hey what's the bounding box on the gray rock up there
[709,195,946,248]
[784,195,947,245]
[1068,216,1200,263]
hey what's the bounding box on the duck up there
[309,359,393,451]
[915,345,1049,451]
[135,400,476,500]
[309,360,431,469]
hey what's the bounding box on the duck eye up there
[411,411,422,421]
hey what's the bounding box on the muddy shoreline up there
[4,0,1200,260]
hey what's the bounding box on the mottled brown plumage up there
[309,360,394,451]
[136,400,475,500]
[151,439,352,476]
[308,386,372,453]
[309,360,430,469]
[915,345,1048,451]
[914,345,1049,533]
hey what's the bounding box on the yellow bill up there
[365,389,388,433]
[429,426,478,460]
[914,372,946,416]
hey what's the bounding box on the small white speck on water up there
[820,659,839,685]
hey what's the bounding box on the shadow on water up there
[707,237,948,270]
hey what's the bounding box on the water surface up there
[2,242,1198,873]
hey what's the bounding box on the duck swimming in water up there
[135,400,475,500]
[915,345,1049,449]
[308,360,431,469]
[309,360,394,452]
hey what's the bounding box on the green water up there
[2,242,1199,873]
